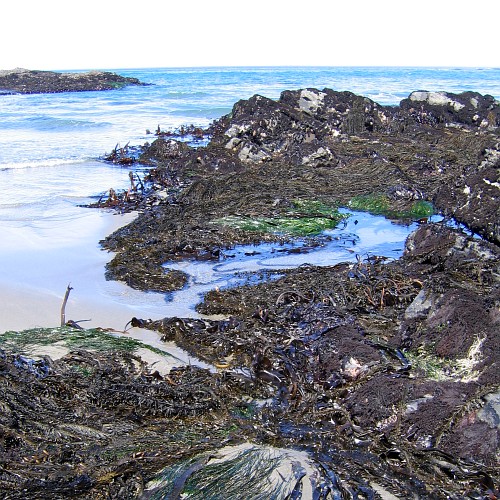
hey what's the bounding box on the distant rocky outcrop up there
[0,68,146,94]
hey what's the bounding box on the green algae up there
[214,199,348,236]
[404,335,485,382]
[347,194,434,219]
[146,445,299,499]
[0,326,174,358]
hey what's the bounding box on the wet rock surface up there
[0,68,146,94]
[2,88,499,498]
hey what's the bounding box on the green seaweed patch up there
[215,199,348,236]
[146,446,289,499]
[404,336,485,382]
[347,194,434,219]
[0,326,172,358]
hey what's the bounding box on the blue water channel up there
[162,209,420,314]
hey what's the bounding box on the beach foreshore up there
[0,210,138,333]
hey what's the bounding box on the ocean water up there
[1,66,499,332]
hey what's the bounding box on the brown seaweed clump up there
[134,224,499,498]
[0,346,261,498]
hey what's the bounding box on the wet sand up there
[0,209,149,333]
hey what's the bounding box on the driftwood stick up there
[60,284,73,326]
[129,171,136,192]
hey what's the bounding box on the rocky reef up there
[1,88,499,498]
[0,68,146,94]
[99,87,500,291]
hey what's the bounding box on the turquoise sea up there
[0,66,499,332]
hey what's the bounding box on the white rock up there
[342,357,368,380]
[404,289,434,320]
[225,123,250,138]
[298,89,326,114]
[409,91,464,111]
[483,178,500,190]
[225,137,242,149]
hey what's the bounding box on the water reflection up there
[163,210,418,314]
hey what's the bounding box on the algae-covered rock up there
[0,326,186,375]
[6,85,500,497]
[0,68,146,94]
[101,87,499,293]
[400,90,500,128]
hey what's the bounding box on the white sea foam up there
[0,157,85,170]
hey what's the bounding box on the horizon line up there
[3,64,499,73]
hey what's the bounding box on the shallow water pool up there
[163,209,418,314]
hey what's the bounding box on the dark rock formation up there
[209,88,390,167]
[0,68,146,94]
[400,90,500,128]
[209,88,500,243]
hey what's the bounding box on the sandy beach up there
[0,209,147,333]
